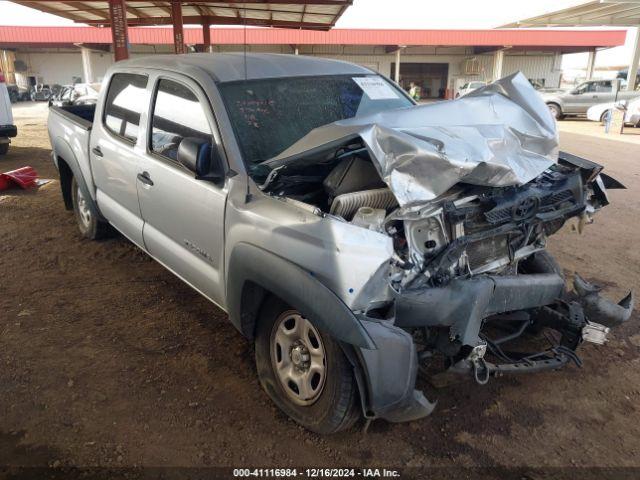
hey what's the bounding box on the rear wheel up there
[547,103,563,120]
[255,298,360,434]
[0,143,8,156]
[71,176,109,240]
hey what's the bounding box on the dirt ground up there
[1,102,640,474]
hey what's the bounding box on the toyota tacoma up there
[47,53,633,434]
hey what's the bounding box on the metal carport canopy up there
[501,0,640,90]
[9,0,352,60]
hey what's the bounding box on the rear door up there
[592,80,615,105]
[90,72,148,247]
[136,74,228,306]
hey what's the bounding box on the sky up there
[0,0,637,70]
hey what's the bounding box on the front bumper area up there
[355,271,634,423]
[356,319,436,423]
[393,273,565,346]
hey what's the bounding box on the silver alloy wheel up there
[548,104,560,119]
[76,185,92,229]
[270,311,326,406]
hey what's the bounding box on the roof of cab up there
[116,53,373,83]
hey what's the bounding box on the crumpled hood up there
[262,72,559,209]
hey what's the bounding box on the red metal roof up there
[0,26,626,48]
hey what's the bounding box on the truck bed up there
[48,103,97,197]
[49,104,96,130]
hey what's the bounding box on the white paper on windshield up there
[353,76,399,100]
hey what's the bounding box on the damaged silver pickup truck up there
[48,54,633,434]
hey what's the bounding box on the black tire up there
[547,103,563,120]
[9,90,18,103]
[519,251,565,334]
[0,143,8,156]
[519,250,565,280]
[255,297,360,434]
[71,176,110,240]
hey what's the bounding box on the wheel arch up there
[226,242,376,350]
[546,101,563,115]
[52,138,104,220]
[56,156,74,210]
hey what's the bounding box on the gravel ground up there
[1,103,639,474]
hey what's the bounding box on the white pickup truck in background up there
[0,72,18,156]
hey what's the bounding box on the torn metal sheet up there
[263,72,558,209]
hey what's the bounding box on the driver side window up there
[575,82,594,94]
[150,79,212,161]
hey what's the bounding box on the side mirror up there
[177,137,224,183]
[570,89,579,95]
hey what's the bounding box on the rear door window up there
[103,73,148,143]
[149,79,212,161]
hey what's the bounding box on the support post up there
[171,0,185,54]
[202,21,211,53]
[394,48,401,83]
[492,49,505,82]
[586,49,596,80]
[80,46,94,83]
[552,51,562,88]
[626,26,640,91]
[107,0,129,61]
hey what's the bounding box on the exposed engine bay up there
[252,73,634,387]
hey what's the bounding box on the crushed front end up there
[388,151,633,386]
[256,72,634,421]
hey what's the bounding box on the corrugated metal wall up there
[503,53,561,87]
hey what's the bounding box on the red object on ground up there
[0,166,38,191]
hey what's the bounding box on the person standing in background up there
[408,82,421,101]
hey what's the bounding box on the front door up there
[90,72,149,247]
[136,75,228,306]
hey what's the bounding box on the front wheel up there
[547,103,563,120]
[71,176,110,240]
[255,298,360,434]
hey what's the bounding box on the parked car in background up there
[49,83,101,107]
[0,73,18,155]
[541,79,640,120]
[47,55,632,434]
[30,84,54,102]
[587,97,640,126]
[456,80,486,97]
[7,84,29,103]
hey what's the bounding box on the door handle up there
[92,146,103,157]
[137,171,154,186]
